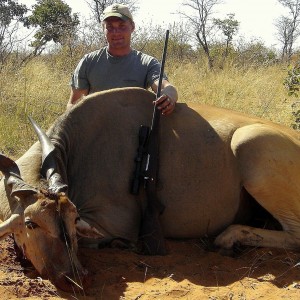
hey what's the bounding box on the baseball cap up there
[102,4,133,22]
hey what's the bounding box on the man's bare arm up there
[67,88,89,110]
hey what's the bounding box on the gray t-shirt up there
[70,47,167,93]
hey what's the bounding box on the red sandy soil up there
[0,235,299,299]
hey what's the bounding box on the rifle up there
[131,30,169,255]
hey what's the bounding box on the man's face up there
[103,17,135,52]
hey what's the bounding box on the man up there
[67,3,178,115]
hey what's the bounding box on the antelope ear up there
[7,176,38,199]
[10,188,37,199]
[0,153,37,200]
[76,219,104,239]
[0,154,20,177]
[0,214,22,239]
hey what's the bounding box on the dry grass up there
[0,58,70,156]
[169,60,294,125]
[0,55,297,157]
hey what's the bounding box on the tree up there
[214,13,239,63]
[132,22,194,61]
[85,0,138,24]
[25,0,79,56]
[276,0,300,61]
[0,0,27,64]
[235,39,277,66]
[178,0,223,69]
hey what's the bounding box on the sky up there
[21,0,287,48]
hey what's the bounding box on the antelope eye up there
[25,218,39,229]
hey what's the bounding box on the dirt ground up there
[0,235,299,300]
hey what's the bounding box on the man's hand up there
[153,94,176,115]
[151,83,178,115]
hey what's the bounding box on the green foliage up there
[284,62,300,97]
[283,62,300,130]
[0,0,27,64]
[0,0,27,26]
[25,0,79,54]
[235,40,277,66]
[214,14,239,44]
[290,102,300,130]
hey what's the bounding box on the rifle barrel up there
[152,29,170,128]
